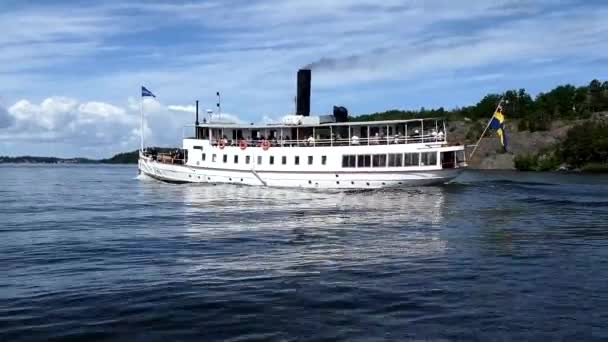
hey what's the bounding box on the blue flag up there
[141,86,156,98]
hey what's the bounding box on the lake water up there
[2,165,608,341]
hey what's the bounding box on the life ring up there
[239,140,248,150]
[219,140,225,149]
[261,140,270,151]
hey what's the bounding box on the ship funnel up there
[195,100,199,138]
[195,100,199,126]
[296,69,311,116]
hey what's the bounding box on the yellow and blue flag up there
[489,104,506,150]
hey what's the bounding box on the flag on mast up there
[142,86,156,98]
[489,103,506,150]
[140,86,156,153]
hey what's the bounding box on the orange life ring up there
[261,140,270,151]
[239,140,248,150]
[219,140,225,149]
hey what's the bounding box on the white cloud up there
[77,102,129,123]
[209,113,246,125]
[168,105,196,113]
[127,97,163,113]
[0,97,190,157]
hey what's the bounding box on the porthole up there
[335,174,339,178]
[398,182,402,185]
[351,181,354,185]
[366,182,370,186]
[308,180,312,184]
[336,181,340,184]
[188,175,191,178]
[229,178,232,181]
[382,182,385,185]
[240,178,243,182]
[207,177,211,180]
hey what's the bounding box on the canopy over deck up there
[191,117,445,130]
[183,117,449,147]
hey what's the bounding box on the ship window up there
[257,156,262,165]
[282,156,287,165]
[357,155,371,168]
[372,154,387,167]
[456,151,466,164]
[342,155,356,168]
[388,153,402,167]
[234,155,238,164]
[246,155,251,164]
[212,154,217,162]
[295,156,300,165]
[202,153,206,161]
[321,156,327,165]
[421,152,437,166]
[193,146,202,150]
[223,154,228,163]
[404,153,419,166]
[270,156,275,165]
[308,156,313,165]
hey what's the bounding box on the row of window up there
[202,153,327,166]
[342,152,437,168]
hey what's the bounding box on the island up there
[0,148,172,165]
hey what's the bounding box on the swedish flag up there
[489,104,506,150]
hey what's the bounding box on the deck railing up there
[146,152,185,165]
[210,133,446,148]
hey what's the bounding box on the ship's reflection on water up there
[155,183,450,277]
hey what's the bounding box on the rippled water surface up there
[2,165,608,341]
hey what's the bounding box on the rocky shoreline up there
[449,113,608,171]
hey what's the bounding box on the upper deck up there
[185,117,449,147]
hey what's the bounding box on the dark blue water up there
[2,165,608,341]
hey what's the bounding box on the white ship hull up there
[139,156,462,189]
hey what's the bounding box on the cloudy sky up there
[1,0,607,158]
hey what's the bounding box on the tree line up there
[352,79,608,131]
[515,121,608,172]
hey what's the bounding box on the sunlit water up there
[2,165,608,341]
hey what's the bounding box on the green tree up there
[589,79,603,112]
[560,122,608,167]
[469,94,502,119]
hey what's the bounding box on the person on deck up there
[307,135,315,146]
[372,132,380,145]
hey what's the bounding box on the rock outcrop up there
[448,119,579,169]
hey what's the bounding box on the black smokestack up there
[296,69,311,116]
[195,100,199,126]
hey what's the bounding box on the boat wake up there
[135,173,154,181]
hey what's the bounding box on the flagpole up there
[469,97,503,159]
[140,93,144,153]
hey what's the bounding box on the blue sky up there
[1,0,607,158]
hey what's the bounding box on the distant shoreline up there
[0,152,138,165]
[0,162,135,165]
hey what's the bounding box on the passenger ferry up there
[138,70,466,189]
